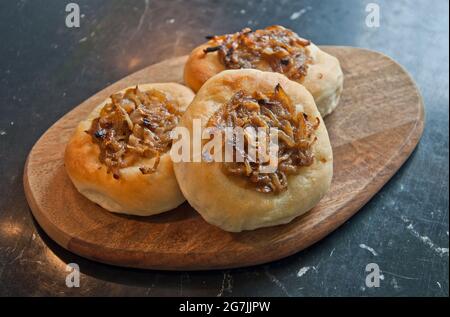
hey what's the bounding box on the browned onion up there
[87,87,182,179]
[206,84,319,194]
[204,25,312,81]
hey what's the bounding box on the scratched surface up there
[0,0,448,296]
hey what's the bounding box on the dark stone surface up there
[0,0,448,296]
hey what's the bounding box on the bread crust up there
[64,83,195,216]
[174,69,333,232]
[184,41,343,117]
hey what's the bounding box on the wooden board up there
[23,47,424,270]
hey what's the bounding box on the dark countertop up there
[0,0,448,297]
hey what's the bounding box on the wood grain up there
[23,47,424,270]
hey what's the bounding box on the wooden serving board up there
[24,47,424,270]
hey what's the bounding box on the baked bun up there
[65,83,194,216]
[174,69,333,232]
[184,25,344,117]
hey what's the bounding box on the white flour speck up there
[391,277,399,289]
[359,244,378,256]
[402,218,449,257]
[297,266,317,277]
[0,130,6,136]
[240,9,246,14]
[217,272,233,297]
[297,267,311,277]
[437,281,442,289]
[167,18,175,24]
[79,37,87,43]
[264,267,291,296]
[290,7,311,20]
[329,248,335,257]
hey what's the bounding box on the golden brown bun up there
[184,39,343,117]
[64,83,195,216]
[174,69,333,232]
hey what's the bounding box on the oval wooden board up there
[24,47,424,270]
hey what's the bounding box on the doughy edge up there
[175,69,333,232]
[183,41,344,117]
[64,83,195,216]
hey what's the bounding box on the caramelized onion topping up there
[207,84,320,194]
[87,87,182,179]
[204,25,312,81]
